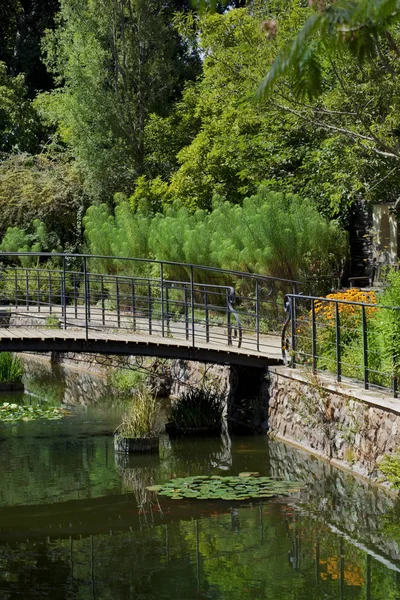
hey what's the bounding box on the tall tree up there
[38,0,201,200]
[0,0,59,95]
[257,0,400,168]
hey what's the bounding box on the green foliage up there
[83,202,151,277]
[375,269,400,375]
[0,262,64,304]
[147,474,302,500]
[258,0,400,102]
[115,386,161,438]
[168,388,225,430]
[379,452,400,488]
[0,153,88,249]
[39,0,201,200]
[0,62,42,153]
[109,369,146,396]
[83,187,348,282]
[0,219,58,257]
[0,0,59,95]
[0,352,23,384]
[129,176,172,216]
[257,0,400,212]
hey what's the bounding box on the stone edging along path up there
[268,365,400,488]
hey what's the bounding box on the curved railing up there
[282,292,400,397]
[0,252,301,355]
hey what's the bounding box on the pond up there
[0,358,400,599]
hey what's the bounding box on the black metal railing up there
[0,252,301,354]
[282,293,400,397]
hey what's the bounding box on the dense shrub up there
[83,186,349,283]
[0,154,89,250]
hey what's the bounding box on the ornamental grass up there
[115,386,161,439]
[0,352,23,384]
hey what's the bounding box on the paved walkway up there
[1,305,283,368]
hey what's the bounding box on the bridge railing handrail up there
[0,252,300,356]
[282,292,400,397]
[0,252,303,287]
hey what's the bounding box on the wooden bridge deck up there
[0,305,283,367]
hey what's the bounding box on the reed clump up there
[0,352,23,384]
[115,386,161,439]
[168,388,225,431]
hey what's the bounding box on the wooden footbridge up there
[0,252,301,368]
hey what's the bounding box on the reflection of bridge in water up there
[0,491,398,598]
[0,252,297,367]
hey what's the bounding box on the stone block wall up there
[268,366,400,481]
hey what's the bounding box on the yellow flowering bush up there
[314,289,377,328]
[295,289,379,378]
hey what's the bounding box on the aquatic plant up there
[115,386,161,439]
[0,402,70,422]
[167,388,225,431]
[147,473,302,501]
[0,352,23,384]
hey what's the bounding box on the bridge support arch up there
[228,365,269,434]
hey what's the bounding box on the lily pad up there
[147,475,302,501]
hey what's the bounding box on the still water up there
[0,360,400,599]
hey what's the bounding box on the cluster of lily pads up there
[0,402,70,422]
[147,473,302,501]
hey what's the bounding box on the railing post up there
[184,286,189,340]
[190,265,195,347]
[73,273,78,319]
[204,289,209,343]
[227,288,232,346]
[101,275,105,326]
[166,283,170,334]
[83,256,89,341]
[362,305,369,390]
[148,280,152,335]
[131,280,136,331]
[161,263,165,337]
[256,279,260,352]
[87,268,91,322]
[335,302,341,382]
[37,271,41,312]
[62,255,67,330]
[290,296,296,368]
[116,277,120,328]
[14,269,18,309]
[25,268,29,310]
[311,298,316,373]
[48,271,52,314]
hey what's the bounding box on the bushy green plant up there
[0,262,67,305]
[0,353,24,384]
[0,154,88,249]
[83,187,348,283]
[115,386,161,439]
[379,453,400,489]
[110,368,146,395]
[168,388,225,430]
[375,269,400,377]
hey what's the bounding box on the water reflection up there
[1,358,400,598]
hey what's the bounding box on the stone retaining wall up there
[268,366,400,481]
